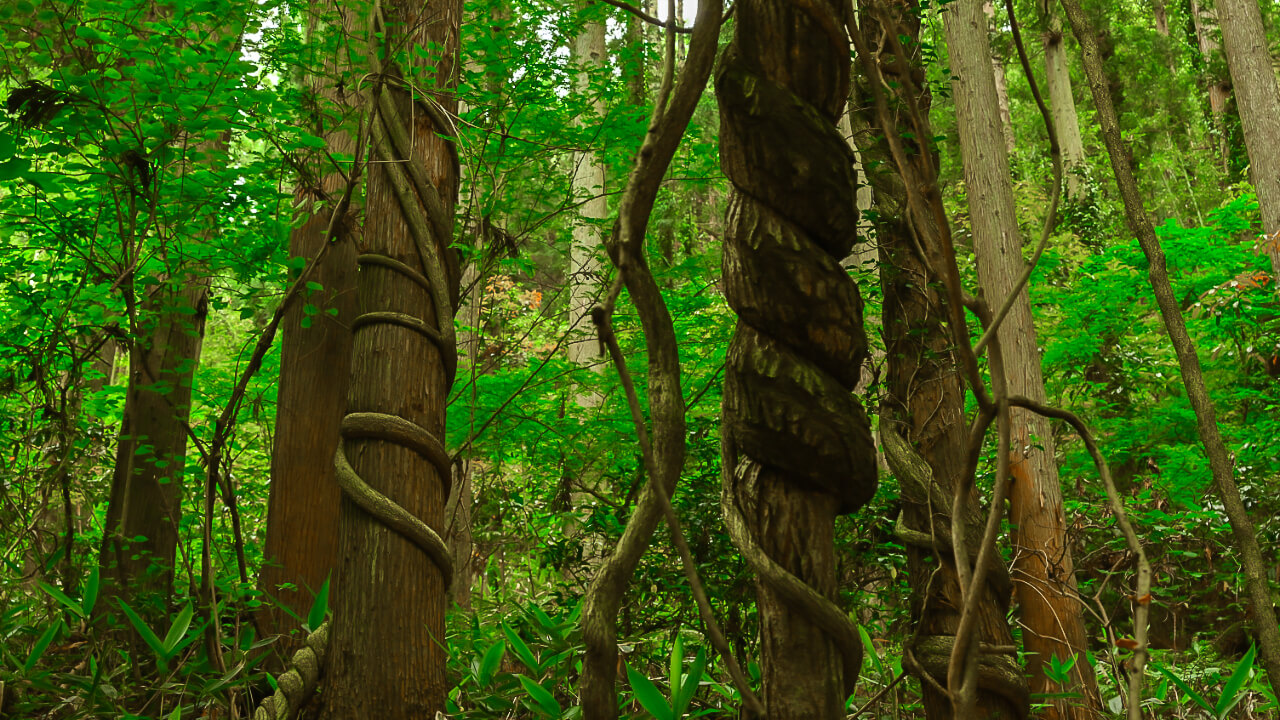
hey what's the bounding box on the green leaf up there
[23,621,61,675]
[1153,662,1214,714]
[516,674,561,717]
[674,647,706,717]
[307,578,330,633]
[82,567,100,618]
[669,633,684,701]
[626,664,673,720]
[502,624,540,674]
[479,640,506,686]
[858,623,881,672]
[1216,644,1257,718]
[39,581,85,619]
[161,602,194,655]
[117,598,167,662]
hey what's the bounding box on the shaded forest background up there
[1,0,1279,717]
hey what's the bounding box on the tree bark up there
[1190,0,1233,174]
[1041,0,1088,199]
[257,0,360,653]
[100,279,209,603]
[1061,0,1280,692]
[716,0,878,715]
[943,2,1101,717]
[1216,0,1280,277]
[849,5,1028,718]
[568,4,607,371]
[317,0,461,713]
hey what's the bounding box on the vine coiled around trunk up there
[715,5,879,706]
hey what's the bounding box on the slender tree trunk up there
[1216,0,1280,277]
[986,1,1018,155]
[100,279,209,603]
[716,0,877,715]
[568,4,607,371]
[1191,0,1233,174]
[943,3,1101,717]
[1041,0,1088,198]
[850,5,1028,717]
[1061,0,1280,691]
[317,0,461,712]
[1153,0,1170,36]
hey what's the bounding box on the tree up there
[850,3,1027,717]
[715,0,877,715]
[943,1,1102,716]
[1189,0,1233,175]
[1040,0,1088,199]
[1215,0,1280,278]
[257,0,359,654]
[317,0,462,713]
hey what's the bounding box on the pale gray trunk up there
[1041,2,1088,198]
[1217,0,1280,277]
[943,2,1100,717]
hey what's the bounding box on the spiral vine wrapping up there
[715,2,878,712]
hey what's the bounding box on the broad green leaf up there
[23,621,61,675]
[674,647,706,717]
[502,624,540,674]
[626,664,673,720]
[82,567,100,618]
[669,633,684,701]
[117,598,167,662]
[161,602,194,654]
[307,578,330,633]
[1216,644,1257,718]
[516,674,561,717]
[39,581,85,619]
[857,624,881,672]
[479,640,505,685]
[1153,663,1214,714]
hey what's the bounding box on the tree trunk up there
[100,279,209,603]
[317,0,461,713]
[1216,0,1280,277]
[1060,0,1280,692]
[716,0,878,715]
[943,2,1101,718]
[1041,1,1088,199]
[568,4,607,371]
[850,5,1028,718]
[1191,0,1233,174]
[985,1,1017,155]
[257,0,360,653]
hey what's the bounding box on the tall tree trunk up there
[986,1,1018,155]
[1191,0,1233,174]
[1153,0,1170,36]
[1216,0,1280,277]
[317,0,461,713]
[1061,0,1280,691]
[716,0,878,715]
[943,2,1101,718]
[850,5,1027,718]
[258,0,360,652]
[568,4,607,371]
[100,279,209,603]
[1041,0,1088,199]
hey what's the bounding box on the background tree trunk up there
[943,2,1101,717]
[1216,0,1280,277]
[1041,0,1088,199]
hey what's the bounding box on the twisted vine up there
[715,1,877,710]
[252,623,329,720]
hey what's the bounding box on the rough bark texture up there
[1216,0,1280,277]
[1041,2,1087,199]
[943,2,1101,717]
[317,0,461,713]
[101,280,209,602]
[1061,0,1280,691]
[715,0,877,715]
[1190,0,1233,174]
[568,3,607,369]
[258,0,360,653]
[849,6,1027,718]
[985,1,1017,155]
